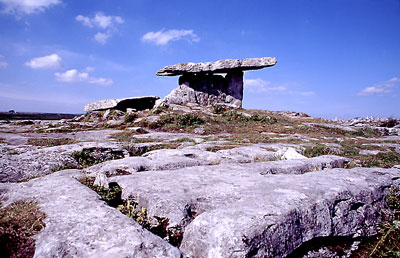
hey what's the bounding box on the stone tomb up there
[157,57,277,108]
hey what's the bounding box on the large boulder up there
[84,96,160,112]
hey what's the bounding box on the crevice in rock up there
[285,235,363,258]
[78,177,185,247]
[71,147,125,168]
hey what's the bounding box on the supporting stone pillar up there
[225,70,244,108]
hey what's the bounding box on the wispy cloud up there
[142,29,200,45]
[0,55,7,68]
[54,69,113,86]
[25,54,63,69]
[244,78,286,93]
[76,12,124,44]
[0,60,7,68]
[357,77,399,96]
[245,78,315,96]
[76,12,124,29]
[0,0,61,15]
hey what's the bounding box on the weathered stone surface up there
[156,57,277,76]
[84,96,160,112]
[0,141,127,182]
[161,72,244,107]
[0,170,182,257]
[112,166,399,258]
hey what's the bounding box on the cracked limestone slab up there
[0,170,182,258]
[111,164,399,258]
[0,142,128,182]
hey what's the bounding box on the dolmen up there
[156,57,277,108]
[84,96,160,112]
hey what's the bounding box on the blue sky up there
[0,0,399,119]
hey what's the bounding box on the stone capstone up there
[84,96,160,112]
[156,57,277,108]
[156,57,277,76]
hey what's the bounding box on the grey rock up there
[359,149,381,155]
[162,72,243,108]
[84,96,160,112]
[134,115,160,124]
[0,142,127,183]
[0,170,182,257]
[275,147,307,160]
[111,166,399,258]
[156,57,277,76]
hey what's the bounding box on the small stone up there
[194,127,205,134]
[276,147,307,160]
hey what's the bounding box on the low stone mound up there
[84,96,160,112]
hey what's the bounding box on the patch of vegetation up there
[303,144,334,158]
[124,113,138,123]
[340,142,360,156]
[352,187,400,257]
[110,131,156,143]
[80,177,122,207]
[353,127,380,138]
[206,145,237,152]
[79,177,184,247]
[0,200,46,258]
[145,113,205,131]
[212,105,228,114]
[152,105,169,114]
[51,163,79,172]
[125,143,180,156]
[28,137,77,147]
[13,120,35,125]
[170,137,196,144]
[71,148,125,168]
[361,151,400,168]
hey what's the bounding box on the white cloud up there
[142,29,200,45]
[244,78,286,93]
[93,31,111,44]
[76,12,124,29]
[0,0,61,15]
[25,53,63,69]
[0,60,7,68]
[84,66,95,72]
[54,69,113,86]
[357,77,399,96]
[76,12,124,44]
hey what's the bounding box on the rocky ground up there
[0,104,399,257]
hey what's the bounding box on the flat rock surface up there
[156,57,277,76]
[113,166,399,258]
[0,170,182,258]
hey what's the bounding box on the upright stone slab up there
[157,57,276,108]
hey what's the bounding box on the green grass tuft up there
[0,200,46,258]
